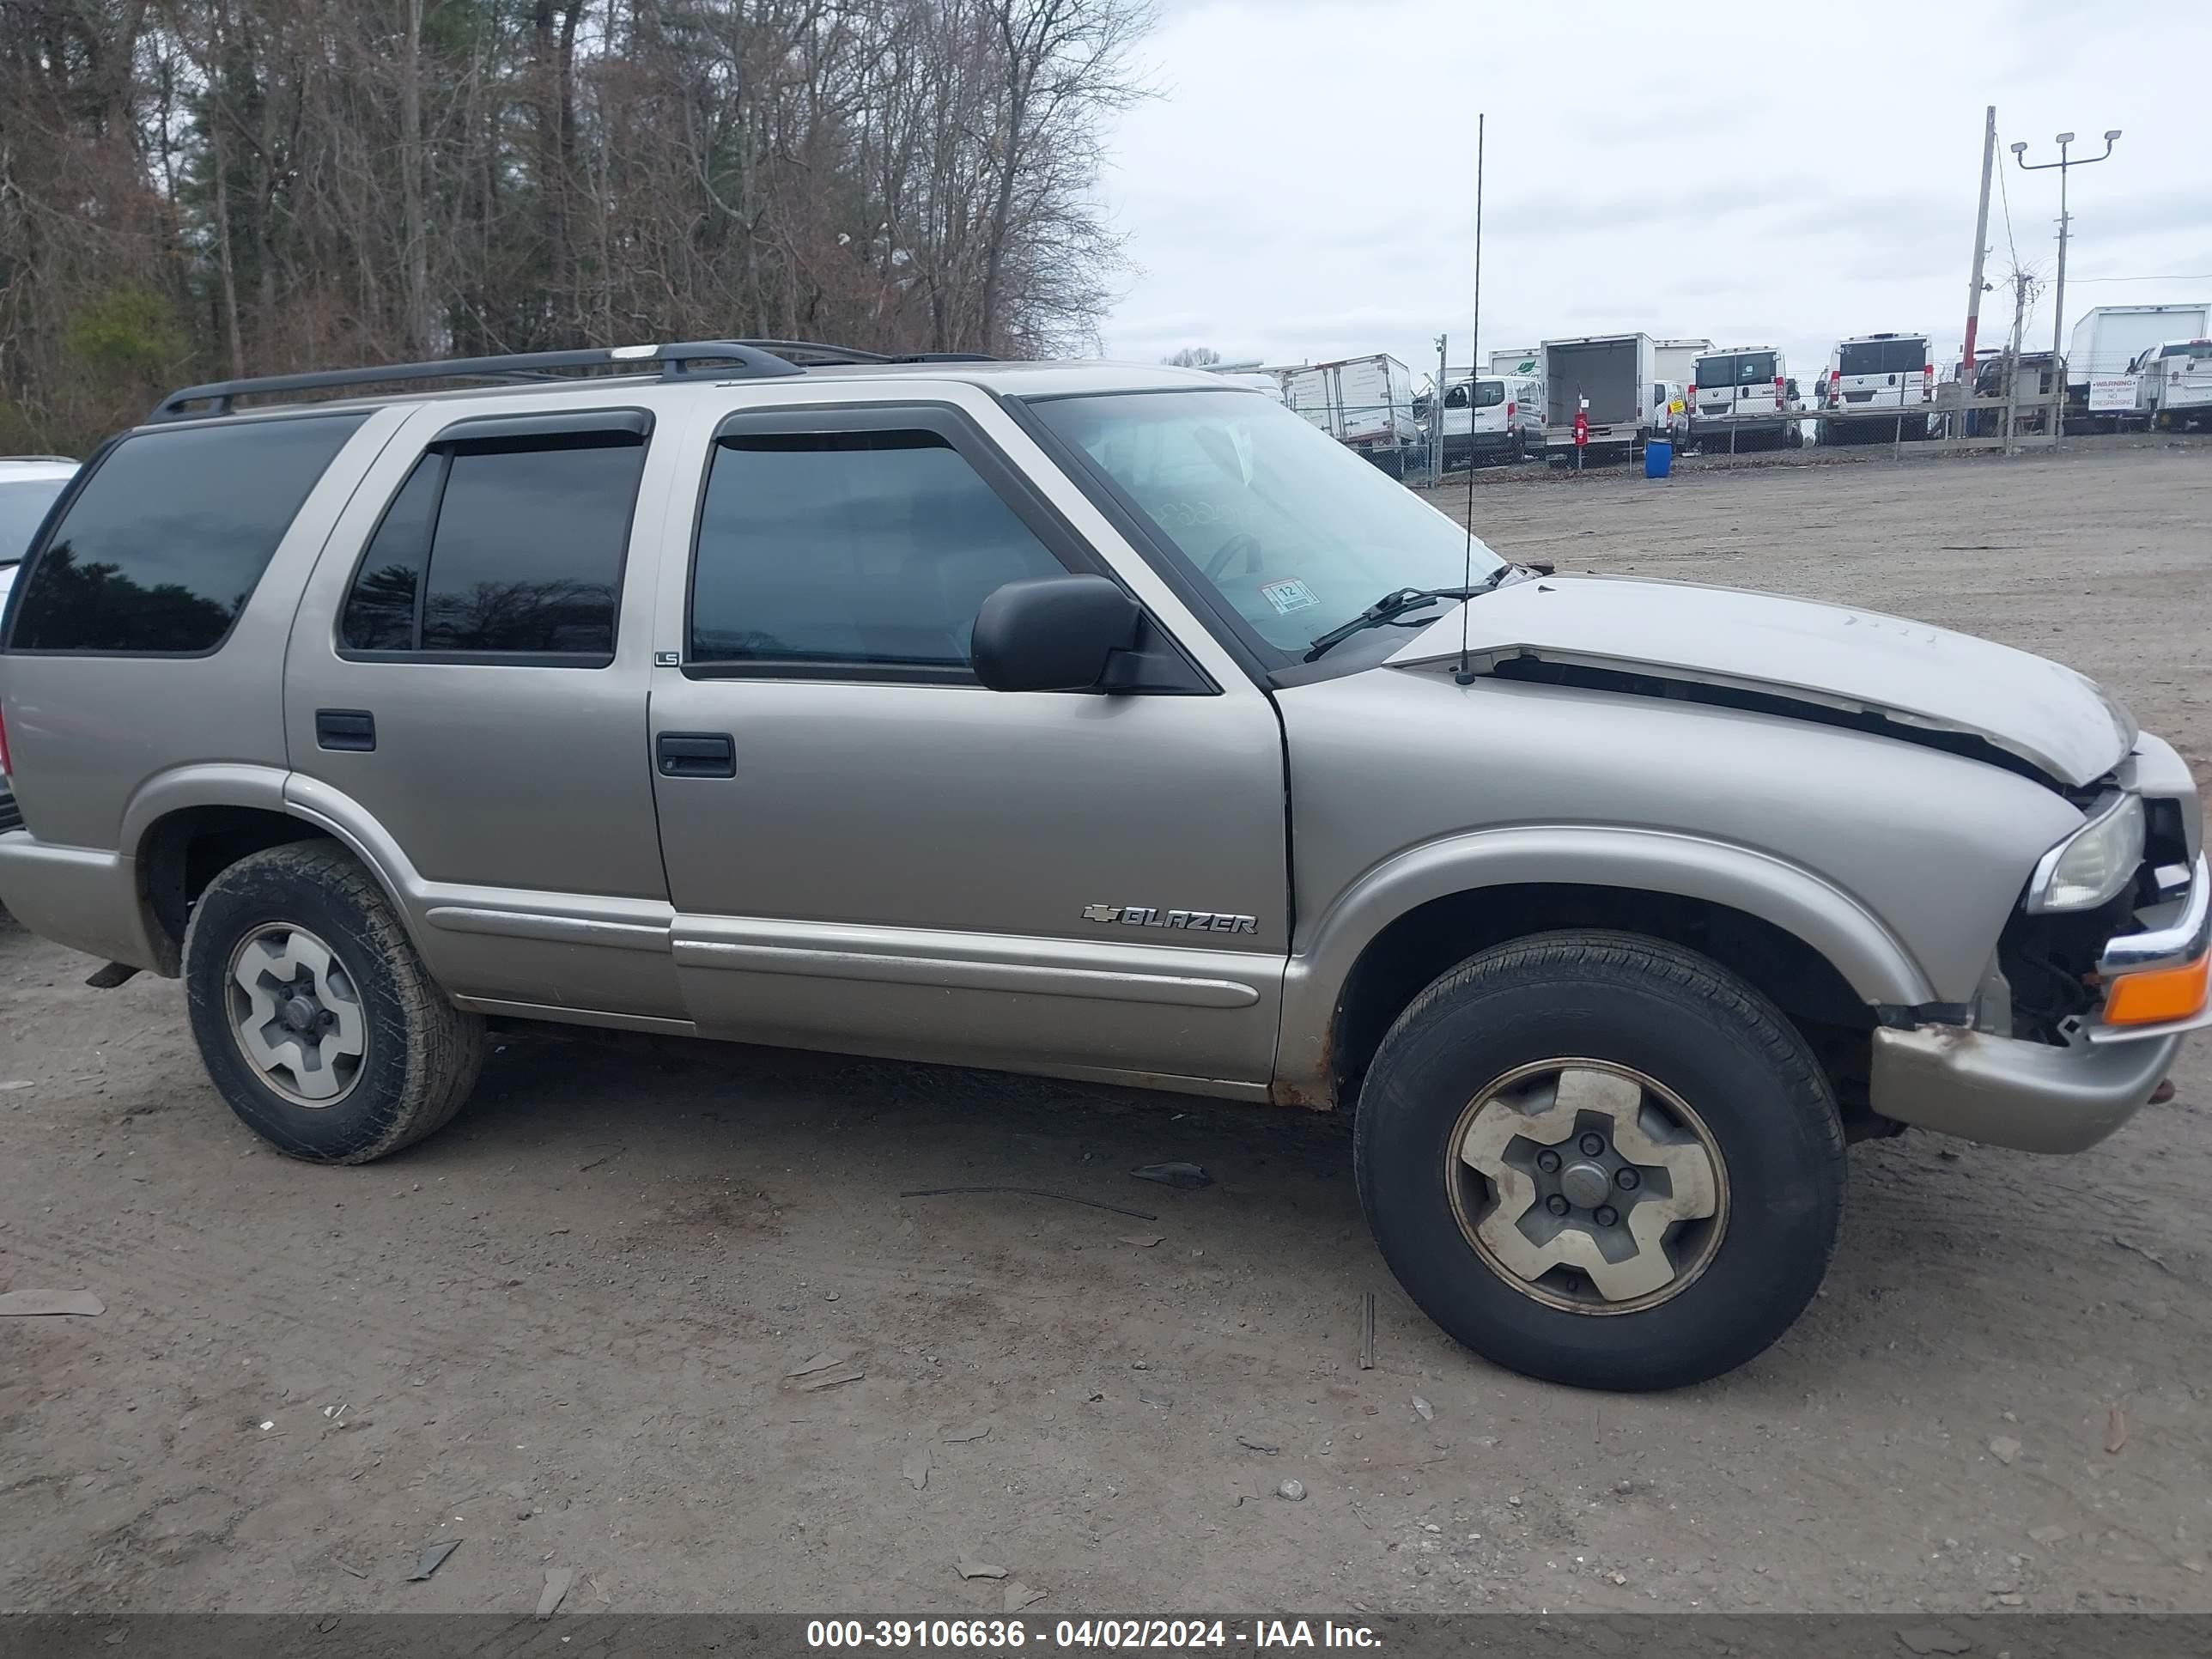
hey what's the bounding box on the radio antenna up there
[1455,111,1486,686]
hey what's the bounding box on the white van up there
[1691,345,1801,449]
[1822,333,1932,436]
[2138,337,2212,430]
[1440,373,1540,467]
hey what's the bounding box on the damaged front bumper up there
[1871,853,2209,1153]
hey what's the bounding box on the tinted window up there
[690,430,1066,671]
[1838,339,1927,376]
[2159,342,2212,360]
[1470,380,1505,408]
[9,416,364,653]
[1693,356,1733,388]
[339,453,442,651]
[0,477,70,563]
[1736,352,1778,384]
[339,432,641,659]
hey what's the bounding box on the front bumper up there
[1870,852,2208,1152]
[1870,1024,2183,1153]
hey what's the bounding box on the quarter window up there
[688,429,1067,673]
[339,428,643,660]
[9,414,365,654]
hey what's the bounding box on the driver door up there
[645,396,1290,1091]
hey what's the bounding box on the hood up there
[1388,574,2135,790]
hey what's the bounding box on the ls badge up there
[1082,903,1258,935]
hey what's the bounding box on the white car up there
[0,457,77,605]
[0,456,77,837]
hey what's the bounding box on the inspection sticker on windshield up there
[1260,578,1320,616]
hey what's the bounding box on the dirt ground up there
[3,443,2209,1618]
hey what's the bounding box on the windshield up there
[0,476,70,563]
[1033,389,1506,654]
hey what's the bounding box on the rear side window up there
[9,414,365,654]
[340,428,644,661]
[689,430,1067,673]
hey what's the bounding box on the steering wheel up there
[1202,531,1263,580]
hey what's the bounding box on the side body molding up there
[1273,823,1936,1104]
[282,773,687,1019]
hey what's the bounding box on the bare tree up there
[0,0,1159,452]
[1164,346,1219,368]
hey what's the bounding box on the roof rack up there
[734,339,996,367]
[149,339,807,422]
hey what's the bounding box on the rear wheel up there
[183,842,486,1163]
[1355,930,1845,1390]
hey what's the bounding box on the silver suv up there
[1,342,2202,1391]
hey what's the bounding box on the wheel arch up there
[1275,826,1934,1109]
[127,766,418,973]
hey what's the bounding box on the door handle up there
[657,732,735,779]
[315,709,376,752]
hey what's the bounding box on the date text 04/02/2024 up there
[805,1620,1382,1650]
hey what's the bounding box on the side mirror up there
[972,574,1141,693]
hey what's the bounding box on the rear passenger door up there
[285,404,684,1021]
[645,398,1289,1091]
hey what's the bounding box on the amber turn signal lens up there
[2103,952,2210,1026]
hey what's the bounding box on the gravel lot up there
[3,442,2209,1617]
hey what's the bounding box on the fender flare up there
[123,764,428,958]
[1274,824,1935,1101]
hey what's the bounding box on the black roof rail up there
[732,339,997,366]
[149,340,805,422]
[736,339,893,364]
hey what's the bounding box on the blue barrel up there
[1644,439,1674,479]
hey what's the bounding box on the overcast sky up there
[1097,0,2212,384]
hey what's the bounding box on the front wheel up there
[183,842,487,1163]
[1355,930,1844,1390]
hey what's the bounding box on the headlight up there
[2026,793,2144,913]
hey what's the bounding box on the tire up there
[183,841,487,1164]
[1354,930,1844,1391]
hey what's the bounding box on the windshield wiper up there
[1302,573,1508,663]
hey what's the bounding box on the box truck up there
[2067,304,2210,430]
[1540,333,1656,463]
[1284,356,1422,477]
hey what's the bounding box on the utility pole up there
[2013,128,2121,440]
[1962,105,1996,386]
[1433,333,1448,486]
[2002,269,2032,456]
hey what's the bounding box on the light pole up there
[2012,128,2121,423]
